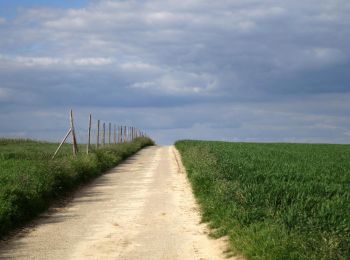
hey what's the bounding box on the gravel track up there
[0,146,232,260]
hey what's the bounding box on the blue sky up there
[0,0,89,18]
[0,0,349,144]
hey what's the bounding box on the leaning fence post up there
[87,113,91,154]
[70,109,78,156]
[52,128,72,159]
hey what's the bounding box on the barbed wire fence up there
[52,109,149,159]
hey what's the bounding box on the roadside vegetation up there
[0,137,154,237]
[175,140,350,259]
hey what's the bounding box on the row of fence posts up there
[52,109,148,159]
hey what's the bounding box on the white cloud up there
[311,48,344,64]
[72,57,113,66]
[131,72,217,94]
[0,55,113,67]
[0,88,10,100]
[15,56,61,66]
[120,62,160,71]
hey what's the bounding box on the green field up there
[175,140,350,259]
[0,137,154,237]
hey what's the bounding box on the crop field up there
[175,140,350,259]
[0,137,154,237]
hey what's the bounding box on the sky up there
[0,0,349,144]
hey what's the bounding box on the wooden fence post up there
[102,122,105,146]
[70,109,78,156]
[118,126,120,143]
[96,120,100,149]
[120,126,123,143]
[108,122,111,145]
[124,126,127,142]
[87,113,91,154]
[114,124,116,144]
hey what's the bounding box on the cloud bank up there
[0,0,349,144]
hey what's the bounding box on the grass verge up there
[0,137,154,238]
[175,140,350,259]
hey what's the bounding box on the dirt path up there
[0,146,232,260]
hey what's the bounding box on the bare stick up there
[70,109,78,156]
[96,120,100,149]
[87,113,91,154]
[52,128,72,159]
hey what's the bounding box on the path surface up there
[0,146,231,260]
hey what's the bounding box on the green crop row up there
[175,140,350,259]
[0,137,154,237]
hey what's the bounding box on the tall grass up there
[175,140,350,259]
[0,137,154,237]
